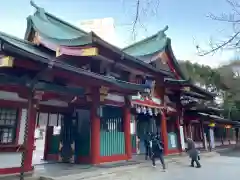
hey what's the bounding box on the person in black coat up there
[150,134,166,170]
[186,138,201,168]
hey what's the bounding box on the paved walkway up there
[0,147,234,180]
[37,151,219,180]
[87,149,240,180]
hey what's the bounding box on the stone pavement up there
[84,149,240,180]
[0,147,234,180]
[36,151,219,180]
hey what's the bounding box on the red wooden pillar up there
[124,101,132,159]
[24,97,37,171]
[161,111,168,155]
[90,88,100,164]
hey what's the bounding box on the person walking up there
[150,133,166,171]
[186,137,201,168]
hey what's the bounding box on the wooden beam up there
[56,46,98,57]
[14,59,43,70]
[96,54,148,76]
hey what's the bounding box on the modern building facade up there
[79,17,116,45]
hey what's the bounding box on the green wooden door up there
[100,105,125,156]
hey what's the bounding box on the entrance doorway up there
[33,125,46,165]
[135,114,160,154]
[33,112,62,165]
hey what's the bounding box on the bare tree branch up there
[197,32,240,56]
[227,0,240,15]
[129,0,161,41]
[131,0,140,40]
[197,0,240,56]
[207,13,240,23]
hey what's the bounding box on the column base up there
[99,154,128,163]
[0,166,34,177]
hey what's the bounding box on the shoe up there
[196,165,201,168]
[162,168,166,172]
[190,165,194,167]
[152,165,156,168]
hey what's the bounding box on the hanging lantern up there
[148,107,153,116]
[225,125,232,129]
[154,108,159,116]
[131,103,134,108]
[209,122,215,127]
[142,106,147,114]
[136,106,141,114]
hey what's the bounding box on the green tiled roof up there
[25,1,92,46]
[24,1,174,77]
[122,26,169,57]
[122,26,188,80]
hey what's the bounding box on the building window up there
[0,108,18,144]
[100,105,124,132]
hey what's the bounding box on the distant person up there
[150,133,166,171]
[186,137,201,168]
[235,128,239,144]
[144,132,151,160]
[0,130,3,143]
[34,128,40,140]
[136,136,140,154]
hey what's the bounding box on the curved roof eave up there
[26,16,93,46]
[122,26,169,57]
[165,38,188,80]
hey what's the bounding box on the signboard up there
[131,93,162,106]
[53,126,61,135]
[130,122,135,134]
[209,128,215,149]
[179,126,185,150]
[204,133,208,150]
[168,132,178,149]
[130,115,136,134]
[170,134,177,148]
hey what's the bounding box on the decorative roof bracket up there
[30,0,48,21]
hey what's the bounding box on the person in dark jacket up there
[150,134,166,170]
[144,132,151,160]
[186,138,201,168]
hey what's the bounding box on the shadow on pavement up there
[96,161,140,168]
[35,163,94,177]
[217,148,240,158]
[34,160,141,178]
